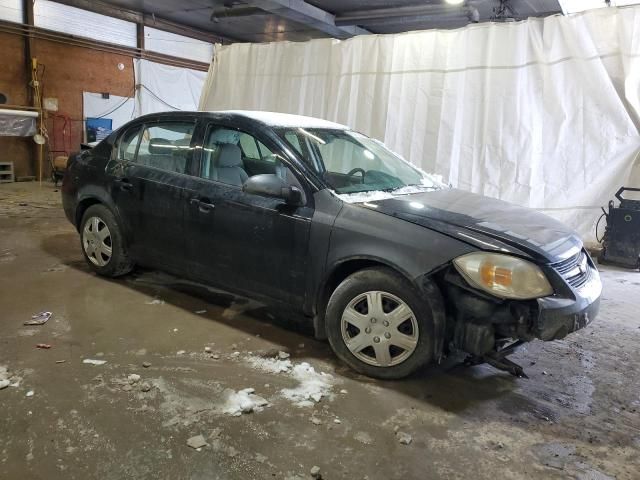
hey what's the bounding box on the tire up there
[326,267,435,380]
[80,204,133,277]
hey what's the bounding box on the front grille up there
[551,249,591,289]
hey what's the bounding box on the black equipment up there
[599,187,640,269]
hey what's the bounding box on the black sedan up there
[62,110,602,379]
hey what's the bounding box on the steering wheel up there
[347,167,366,184]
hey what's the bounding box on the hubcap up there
[341,291,419,367]
[82,216,112,267]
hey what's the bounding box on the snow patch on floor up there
[281,362,334,407]
[245,355,293,373]
[222,388,269,416]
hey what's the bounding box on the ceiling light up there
[445,0,465,4]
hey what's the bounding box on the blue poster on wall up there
[85,117,113,143]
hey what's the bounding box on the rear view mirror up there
[243,174,303,206]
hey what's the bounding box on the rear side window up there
[136,122,195,174]
[117,126,141,161]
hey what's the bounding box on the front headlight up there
[453,253,553,300]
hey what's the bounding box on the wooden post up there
[23,0,44,182]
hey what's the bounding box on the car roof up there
[211,110,349,130]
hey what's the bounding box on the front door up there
[183,122,313,306]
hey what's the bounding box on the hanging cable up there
[139,84,183,110]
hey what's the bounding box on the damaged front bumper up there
[440,250,602,358]
[533,268,601,341]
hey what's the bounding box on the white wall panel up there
[0,0,22,23]
[144,27,214,64]
[33,0,137,48]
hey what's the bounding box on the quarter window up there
[117,126,141,161]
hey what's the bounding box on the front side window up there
[135,122,195,174]
[199,126,302,192]
[279,128,441,195]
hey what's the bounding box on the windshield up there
[278,128,442,195]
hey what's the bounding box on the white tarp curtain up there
[134,59,207,116]
[199,6,640,243]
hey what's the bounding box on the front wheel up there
[80,204,133,277]
[325,267,436,379]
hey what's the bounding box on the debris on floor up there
[0,379,10,390]
[278,351,291,360]
[396,432,413,445]
[223,388,269,416]
[83,359,107,366]
[35,343,51,349]
[0,366,11,383]
[142,362,151,368]
[186,435,208,450]
[127,374,141,384]
[310,465,322,479]
[145,298,165,305]
[26,390,34,397]
[354,431,373,445]
[24,311,52,326]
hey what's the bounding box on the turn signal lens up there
[454,253,553,300]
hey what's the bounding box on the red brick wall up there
[0,32,31,178]
[0,31,135,178]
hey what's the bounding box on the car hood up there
[358,188,582,263]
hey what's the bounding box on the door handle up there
[190,197,215,213]
[115,178,133,191]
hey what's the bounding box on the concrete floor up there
[1,182,639,480]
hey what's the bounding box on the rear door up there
[183,120,314,306]
[108,119,197,270]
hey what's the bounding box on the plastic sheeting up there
[0,109,37,137]
[199,7,640,243]
[82,92,136,133]
[134,59,208,116]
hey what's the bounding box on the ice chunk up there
[223,388,269,416]
[280,362,333,407]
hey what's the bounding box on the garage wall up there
[0,32,134,178]
[0,31,30,178]
[200,6,640,243]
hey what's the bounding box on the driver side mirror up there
[243,174,304,206]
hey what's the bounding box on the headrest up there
[217,143,242,168]
[148,138,173,155]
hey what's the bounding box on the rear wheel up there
[80,204,133,277]
[326,267,435,379]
